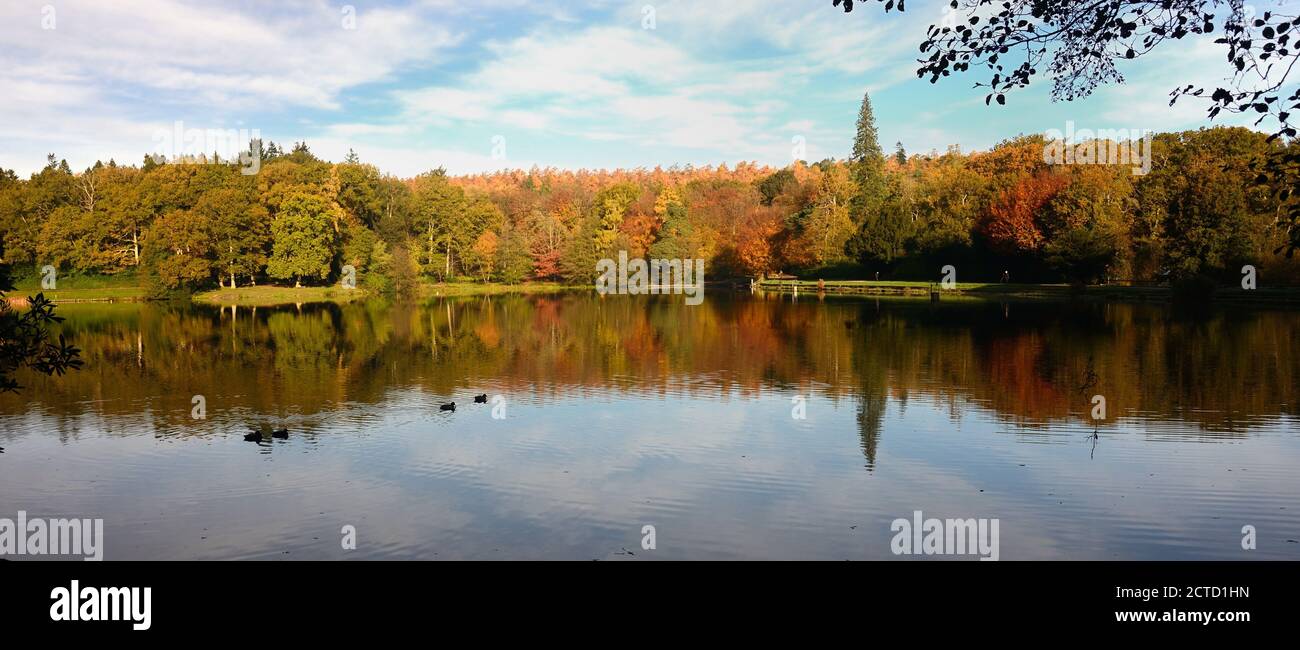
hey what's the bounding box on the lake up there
[1,291,1298,560]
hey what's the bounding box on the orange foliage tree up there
[980,172,1068,255]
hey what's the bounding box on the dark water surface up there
[1,292,1298,560]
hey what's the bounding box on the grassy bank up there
[756,279,1300,304]
[6,273,148,303]
[193,285,371,306]
[4,276,577,307]
[10,273,1297,307]
[194,281,576,305]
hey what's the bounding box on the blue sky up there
[0,0,1268,177]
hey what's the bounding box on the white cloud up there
[391,24,799,160]
[0,0,462,173]
[2,0,1259,177]
[1,1,459,110]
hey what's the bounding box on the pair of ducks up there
[441,394,488,411]
[241,393,489,438]
[244,427,289,442]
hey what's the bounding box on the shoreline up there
[3,281,579,307]
[10,279,1300,307]
[755,279,1300,305]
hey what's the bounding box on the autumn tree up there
[909,151,984,255]
[795,163,856,265]
[733,205,784,276]
[592,182,641,256]
[468,230,499,282]
[410,171,500,280]
[981,172,1069,257]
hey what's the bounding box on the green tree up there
[649,201,694,260]
[560,214,601,283]
[1043,227,1119,284]
[854,179,915,267]
[1044,164,1134,278]
[341,221,380,282]
[410,169,466,279]
[495,222,534,284]
[336,162,383,228]
[1149,128,1274,279]
[143,209,215,292]
[757,169,797,206]
[266,192,337,287]
[850,91,886,217]
[197,186,270,287]
[847,90,888,261]
[7,156,76,267]
[97,166,150,270]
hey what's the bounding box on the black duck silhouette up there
[243,429,264,442]
[272,428,289,439]
[440,402,456,412]
[474,394,488,403]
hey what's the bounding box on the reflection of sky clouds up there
[6,389,1296,560]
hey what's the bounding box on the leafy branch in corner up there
[0,260,84,393]
[834,0,1300,256]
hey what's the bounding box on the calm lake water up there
[1,292,1298,560]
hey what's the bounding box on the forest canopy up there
[2,122,1298,293]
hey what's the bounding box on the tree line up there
[2,95,1298,293]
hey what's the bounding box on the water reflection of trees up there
[3,296,1296,457]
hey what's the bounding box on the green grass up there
[6,272,147,303]
[3,272,578,307]
[194,281,575,305]
[193,285,371,306]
